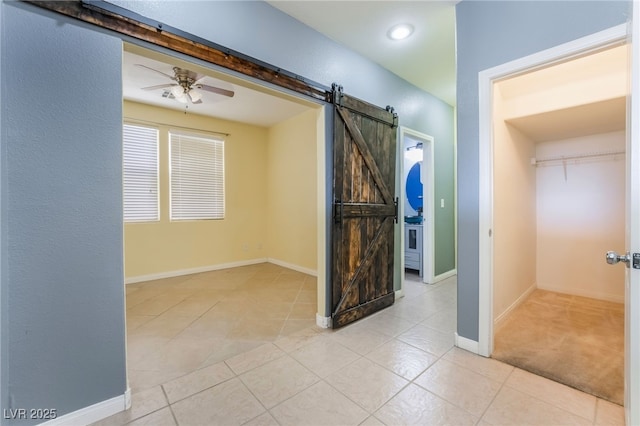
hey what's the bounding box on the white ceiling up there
[122,46,315,127]
[267,0,459,106]
[498,45,628,142]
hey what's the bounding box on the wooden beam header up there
[25,0,331,103]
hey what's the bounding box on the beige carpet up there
[492,289,624,406]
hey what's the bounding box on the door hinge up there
[394,197,399,223]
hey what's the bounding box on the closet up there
[492,44,627,316]
[490,44,627,404]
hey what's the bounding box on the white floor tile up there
[414,359,502,417]
[374,383,478,426]
[326,357,409,412]
[396,323,454,356]
[224,343,286,375]
[270,381,368,426]
[239,355,319,408]
[366,339,437,380]
[443,347,513,383]
[482,386,592,425]
[171,378,265,426]
[505,368,597,421]
[162,361,234,404]
[290,338,360,378]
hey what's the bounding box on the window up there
[123,124,159,222]
[169,131,225,220]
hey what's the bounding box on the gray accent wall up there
[455,0,630,341]
[0,0,6,415]
[1,2,126,423]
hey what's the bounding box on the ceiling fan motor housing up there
[173,67,197,93]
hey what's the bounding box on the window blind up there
[170,131,225,220]
[123,124,159,222]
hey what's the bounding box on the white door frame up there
[399,127,435,284]
[478,22,637,421]
[626,3,640,423]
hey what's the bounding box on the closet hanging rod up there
[531,150,625,166]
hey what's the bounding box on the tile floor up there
[93,266,626,426]
[124,263,318,392]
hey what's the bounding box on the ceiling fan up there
[136,64,235,104]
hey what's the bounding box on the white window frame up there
[169,130,225,221]
[123,123,159,222]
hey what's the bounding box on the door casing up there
[399,127,435,285]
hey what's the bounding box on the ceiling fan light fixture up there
[189,88,203,103]
[388,23,414,41]
[171,85,185,99]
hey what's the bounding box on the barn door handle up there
[334,199,343,224]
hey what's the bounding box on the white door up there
[623,3,640,423]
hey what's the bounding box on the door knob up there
[606,251,631,267]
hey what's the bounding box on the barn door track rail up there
[24,0,332,103]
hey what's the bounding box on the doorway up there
[400,127,435,285]
[478,29,629,405]
[120,43,328,389]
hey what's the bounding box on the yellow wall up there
[492,84,538,322]
[266,109,318,272]
[124,101,269,279]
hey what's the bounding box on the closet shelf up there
[530,150,625,166]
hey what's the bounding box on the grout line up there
[160,386,181,426]
[475,363,515,424]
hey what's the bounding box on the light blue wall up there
[1,2,126,422]
[456,0,630,341]
[0,0,6,414]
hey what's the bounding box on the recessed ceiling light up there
[388,23,414,41]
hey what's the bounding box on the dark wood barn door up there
[331,86,398,328]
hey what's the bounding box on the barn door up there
[331,84,398,328]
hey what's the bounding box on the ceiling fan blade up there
[140,83,177,91]
[196,84,235,98]
[134,64,176,81]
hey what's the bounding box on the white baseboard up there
[428,269,457,284]
[494,283,537,327]
[124,387,132,409]
[267,258,318,277]
[455,333,480,355]
[316,313,331,329]
[125,258,319,285]
[125,258,268,284]
[395,288,405,299]
[536,283,624,304]
[39,389,129,426]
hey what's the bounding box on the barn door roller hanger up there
[331,83,398,128]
